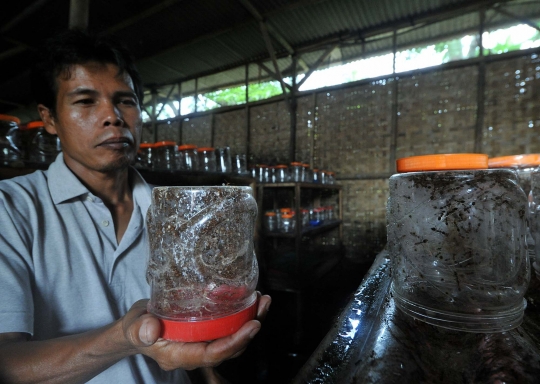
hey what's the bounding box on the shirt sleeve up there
[0,189,35,335]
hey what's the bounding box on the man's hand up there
[120,292,271,371]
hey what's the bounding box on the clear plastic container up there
[0,114,22,167]
[302,163,312,183]
[388,154,530,333]
[301,209,310,228]
[153,141,177,171]
[233,154,247,175]
[264,211,277,232]
[135,142,154,170]
[320,170,328,184]
[274,165,289,183]
[280,213,295,233]
[489,154,540,196]
[198,147,217,172]
[256,165,269,183]
[21,120,61,164]
[312,168,320,183]
[146,186,259,342]
[215,147,232,173]
[177,144,199,171]
[290,162,303,182]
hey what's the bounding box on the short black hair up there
[31,29,143,114]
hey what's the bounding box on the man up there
[0,30,270,383]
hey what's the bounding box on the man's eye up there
[119,99,137,106]
[75,98,94,104]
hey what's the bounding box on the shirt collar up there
[48,153,152,213]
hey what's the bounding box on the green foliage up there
[197,81,284,111]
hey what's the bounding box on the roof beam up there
[236,0,309,71]
[256,62,292,91]
[296,43,337,89]
[259,20,288,94]
[105,0,181,34]
[493,4,540,32]
[0,0,54,33]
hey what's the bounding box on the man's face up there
[39,62,142,176]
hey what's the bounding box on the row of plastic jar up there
[253,162,336,184]
[135,142,248,174]
[263,206,337,233]
[387,152,540,334]
[0,115,62,167]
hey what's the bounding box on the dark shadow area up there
[215,254,373,383]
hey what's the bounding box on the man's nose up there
[101,102,123,127]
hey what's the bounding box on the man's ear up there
[37,104,57,135]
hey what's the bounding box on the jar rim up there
[488,154,540,168]
[154,141,177,147]
[397,154,488,172]
[0,114,21,124]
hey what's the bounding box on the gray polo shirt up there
[0,155,190,383]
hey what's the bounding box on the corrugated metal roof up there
[1,0,539,116]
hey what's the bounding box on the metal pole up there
[389,30,399,174]
[69,0,90,30]
[151,89,158,143]
[474,8,486,154]
[177,83,183,144]
[289,55,298,163]
[245,64,251,162]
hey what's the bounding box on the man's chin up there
[98,157,133,173]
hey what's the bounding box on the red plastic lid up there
[282,213,293,219]
[488,154,540,168]
[197,147,215,152]
[275,164,287,169]
[290,162,302,166]
[159,298,258,342]
[154,141,176,147]
[0,114,21,124]
[301,163,309,168]
[265,211,276,216]
[397,154,488,173]
[280,207,292,213]
[178,144,197,150]
[25,121,45,129]
[139,142,154,148]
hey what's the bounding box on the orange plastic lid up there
[154,141,176,147]
[265,211,276,216]
[488,154,540,168]
[312,168,319,172]
[139,142,154,148]
[197,147,215,152]
[178,144,197,150]
[280,208,292,213]
[26,121,45,129]
[159,298,257,342]
[290,162,302,166]
[0,114,21,124]
[275,164,287,169]
[282,213,293,219]
[258,164,268,168]
[396,154,488,173]
[301,163,309,168]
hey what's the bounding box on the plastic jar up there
[302,163,312,182]
[134,142,154,170]
[320,170,328,184]
[215,147,232,173]
[198,147,217,172]
[146,186,259,342]
[274,165,289,183]
[233,154,247,174]
[312,168,320,183]
[290,162,303,182]
[153,141,177,171]
[264,211,277,232]
[177,144,199,171]
[489,154,540,197]
[0,114,22,167]
[301,209,310,228]
[280,213,295,233]
[256,165,269,183]
[387,154,530,332]
[20,120,61,164]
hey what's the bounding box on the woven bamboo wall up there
[483,54,540,155]
[396,67,478,158]
[213,109,248,156]
[145,52,540,260]
[249,100,290,165]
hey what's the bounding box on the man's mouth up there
[98,137,132,149]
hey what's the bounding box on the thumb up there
[136,314,161,346]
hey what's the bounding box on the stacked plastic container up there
[387,153,530,332]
